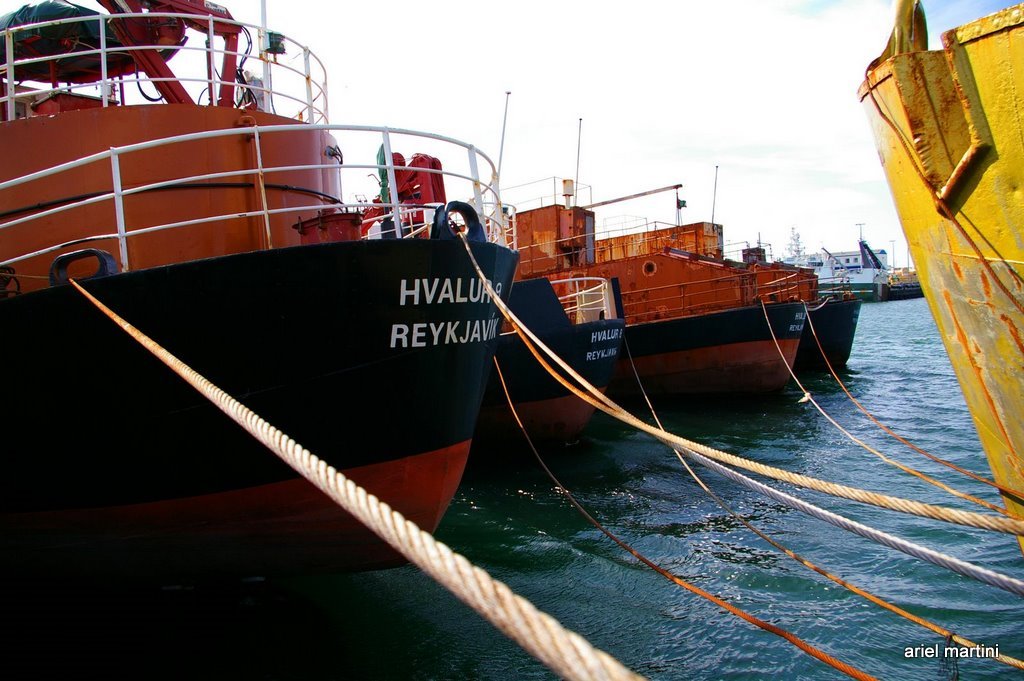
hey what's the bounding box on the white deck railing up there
[0,123,510,271]
[548,276,619,324]
[1,9,327,123]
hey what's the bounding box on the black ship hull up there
[0,238,518,578]
[795,297,862,370]
[475,278,624,450]
[609,301,806,396]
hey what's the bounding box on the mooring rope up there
[803,302,1024,503]
[455,235,1024,597]
[491,359,879,681]
[762,299,1011,517]
[457,238,1024,537]
[69,279,643,681]
[685,443,1024,597]
[620,339,1024,671]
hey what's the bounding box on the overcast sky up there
[6,0,1014,266]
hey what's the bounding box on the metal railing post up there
[259,29,273,113]
[110,149,130,272]
[251,127,274,248]
[99,16,109,106]
[320,76,329,122]
[303,47,314,122]
[381,129,401,237]
[467,146,484,215]
[207,17,217,106]
[4,31,15,120]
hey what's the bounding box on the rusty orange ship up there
[512,199,821,397]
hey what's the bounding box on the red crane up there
[97,0,242,106]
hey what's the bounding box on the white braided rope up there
[466,242,1024,537]
[454,238,1024,597]
[680,446,1024,597]
[778,301,1007,517]
[70,280,643,681]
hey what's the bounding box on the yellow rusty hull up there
[859,3,1024,548]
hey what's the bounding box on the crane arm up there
[98,0,242,107]
[581,184,683,210]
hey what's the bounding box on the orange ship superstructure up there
[512,203,807,395]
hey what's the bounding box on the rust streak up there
[1003,314,1024,357]
[942,290,1018,466]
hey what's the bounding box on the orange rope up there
[618,340,1024,671]
[491,358,878,681]
[765,300,1011,516]
[486,255,1024,672]
[806,302,1024,504]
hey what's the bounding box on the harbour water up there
[6,297,1023,680]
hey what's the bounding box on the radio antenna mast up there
[574,118,583,207]
[711,165,720,225]
[497,91,511,179]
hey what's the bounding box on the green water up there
[6,298,1022,680]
